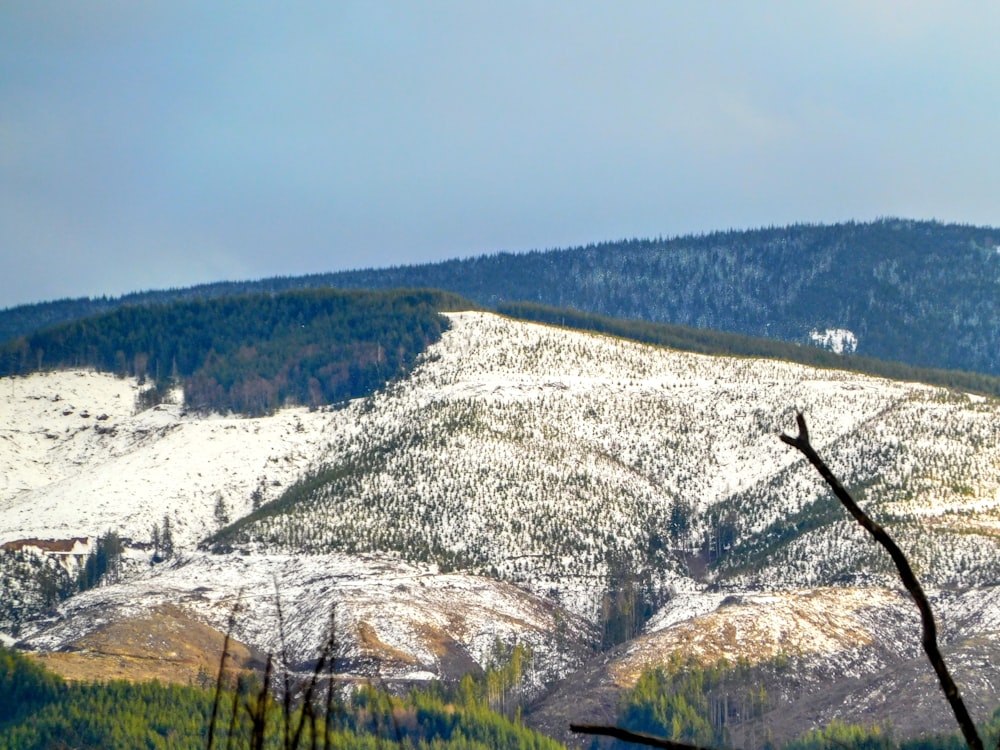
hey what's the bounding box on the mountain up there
[3,219,1000,378]
[3,311,1000,746]
[206,312,1000,601]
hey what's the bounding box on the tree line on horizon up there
[0,288,467,416]
[3,218,998,378]
[497,301,1000,400]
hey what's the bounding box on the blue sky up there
[2,1,999,308]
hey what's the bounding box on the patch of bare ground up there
[410,620,482,678]
[527,587,920,748]
[26,604,263,686]
[609,587,898,687]
[356,621,420,668]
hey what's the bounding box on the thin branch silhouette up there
[570,723,725,750]
[574,412,986,750]
[780,411,983,750]
[207,590,242,750]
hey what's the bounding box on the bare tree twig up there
[247,654,273,750]
[207,590,242,750]
[780,411,983,750]
[570,723,724,750]
[288,605,339,750]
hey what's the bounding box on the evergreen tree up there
[78,531,124,591]
[160,515,175,560]
[150,522,161,562]
[214,494,230,530]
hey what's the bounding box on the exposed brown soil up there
[27,604,263,686]
[356,621,419,667]
[2,537,89,553]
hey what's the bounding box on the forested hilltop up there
[3,219,1000,376]
[0,288,468,415]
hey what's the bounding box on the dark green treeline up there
[0,288,471,416]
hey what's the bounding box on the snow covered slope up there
[16,551,594,688]
[0,370,340,548]
[3,311,1000,738]
[216,312,1000,611]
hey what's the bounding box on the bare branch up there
[207,590,242,750]
[570,723,724,750]
[781,411,983,750]
[273,574,294,750]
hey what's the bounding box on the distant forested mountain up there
[0,288,468,415]
[3,219,1000,375]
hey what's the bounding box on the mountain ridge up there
[3,218,1000,377]
[4,310,1000,745]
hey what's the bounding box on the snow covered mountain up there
[3,310,1000,743]
[213,312,1000,606]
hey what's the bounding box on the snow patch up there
[0,370,349,549]
[16,551,593,685]
[809,328,858,354]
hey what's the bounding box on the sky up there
[2,1,1000,309]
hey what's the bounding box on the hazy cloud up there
[2,1,999,307]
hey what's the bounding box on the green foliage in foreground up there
[784,710,1000,750]
[0,645,64,725]
[616,653,779,749]
[617,655,1000,750]
[0,679,223,750]
[4,643,1000,750]
[0,645,562,750]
